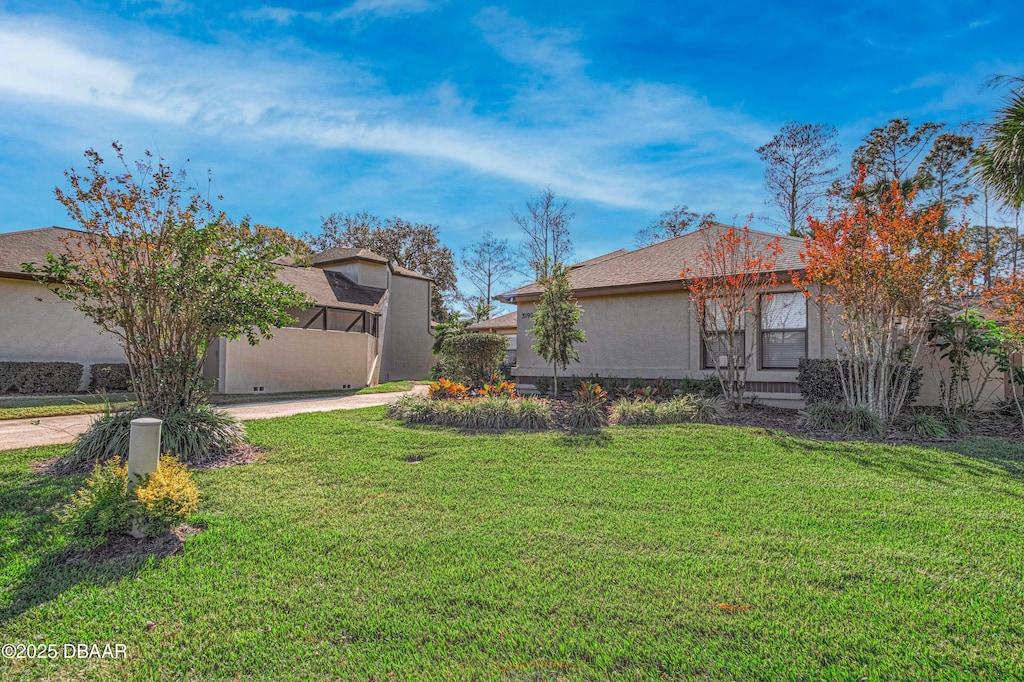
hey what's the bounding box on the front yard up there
[2,407,1023,679]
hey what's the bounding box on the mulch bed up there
[63,523,203,566]
[33,443,267,477]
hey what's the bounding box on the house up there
[465,310,518,365]
[497,223,1005,409]
[0,227,434,393]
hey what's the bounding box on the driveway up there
[0,385,427,451]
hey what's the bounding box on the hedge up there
[90,363,133,392]
[797,358,922,408]
[439,333,507,387]
[0,362,83,394]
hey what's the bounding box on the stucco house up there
[497,223,1006,409]
[0,227,434,393]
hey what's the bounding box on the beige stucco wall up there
[220,327,375,394]
[381,273,434,381]
[0,277,126,390]
[514,285,828,389]
[323,261,389,289]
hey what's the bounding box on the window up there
[702,299,745,369]
[760,292,807,369]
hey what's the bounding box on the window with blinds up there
[760,292,807,369]
[702,299,745,369]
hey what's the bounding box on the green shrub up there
[90,363,133,391]
[0,361,83,394]
[135,455,200,536]
[610,398,661,426]
[57,457,130,544]
[694,395,730,422]
[801,402,884,436]
[943,413,970,435]
[563,400,608,432]
[70,404,244,464]
[801,402,851,431]
[906,412,950,439]
[659,395,698,423]
[797,358,922,409]
[387,395,554,430]
[440,333,507,387]
[678,377,723,397]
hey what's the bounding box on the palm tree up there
[973,77,1024,211]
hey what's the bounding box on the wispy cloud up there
[0,11,769,214]
[473,7,587,78]
[241,0,434,25]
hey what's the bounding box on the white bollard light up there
[128,417,162,538]
[127,417,163,490]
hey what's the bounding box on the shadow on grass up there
[939,436,1024,480]
[0,467,183,622]
[767,430,1024,491]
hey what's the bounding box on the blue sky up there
[0,0,1021,290]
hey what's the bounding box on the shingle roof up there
[312,246,389,265]
[498,223,805,300]
[391,263,432,281]
[465,310,517,332]
[0,227,388,312]
[275,266,387,312]
[0,226,85,278]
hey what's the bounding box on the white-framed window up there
[702,299,745,369]
[760,292,807,369]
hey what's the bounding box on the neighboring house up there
[465,310,517,365]
[0,227,434,393]
[497,223,1005,409]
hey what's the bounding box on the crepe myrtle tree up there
[26,143,313,416]
[796,169,980,424]
[682,223,783,409]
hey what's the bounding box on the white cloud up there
[331,0,434,21]
[473,7,587,78]
[0,12,769,214]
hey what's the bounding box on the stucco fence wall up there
[0,277,126,390]
[218,327,375,394]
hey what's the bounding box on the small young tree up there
[927,309,1006,417]
[28,143,312,416]
[796,171,980,424]
[984,271,1024,428]
[682,224,783,409]
[528,261,585,399]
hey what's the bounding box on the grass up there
[355,380,414,394]
[2,412,1023,679]
[0,384,418,420]
[0,394,135,421]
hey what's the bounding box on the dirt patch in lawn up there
[64,523,203,566]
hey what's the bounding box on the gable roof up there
[311,246,390,266]
[497,223,804,301]
[0,227,85,278]
[465,310,517,332]
[0,226,388,312]
[275,265,387,313]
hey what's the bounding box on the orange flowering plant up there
[681,222,783,409]
[427,377,470,399]
[794,170,981,423]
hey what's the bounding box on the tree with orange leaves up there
[796,171,980,423]
[682,223,783,409]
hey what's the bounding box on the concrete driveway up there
[0,385,427,451]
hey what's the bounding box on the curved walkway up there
[0,385,426,451]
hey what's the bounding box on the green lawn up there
[0,394,135,421]
[2,409,1023,679]
[0,384,419,420]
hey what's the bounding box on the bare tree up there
[512,187,574,279]
[756,122,839,236]
[635,205,714,246]
[460,231,519,317]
